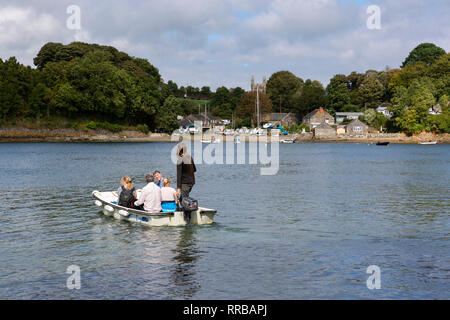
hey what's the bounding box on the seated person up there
[153,170,163,188]
[114,176,126,203]
[134,173,162,213]
[118,176,137,208]
[160,178,178,212]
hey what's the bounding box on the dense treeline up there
[258,43,449,134]
[0,42,448,134]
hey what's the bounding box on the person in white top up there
[134,173,162,213]
[160,178,178,212]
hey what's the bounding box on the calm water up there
[0,142,449,299]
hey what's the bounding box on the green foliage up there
[84,121,123,133]
[267,71,303,113]
[426,112,450,133]
[210,86,244,119]
[290,79,326,116]
[1,41,448,136]
[358,76,384,108]
[156,96,182,132]
[136,124,149,134]
[402,43,446,67]
[286,123,310,133]
[341,104,360,112]
[363,108,387,130]
[235,91,272,125]
[363,108,377,125]
[326,75,350,113]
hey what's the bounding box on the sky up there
[0,0,449,90]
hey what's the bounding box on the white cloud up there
[0,0,448,89]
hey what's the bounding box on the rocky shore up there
[0,127,449,144]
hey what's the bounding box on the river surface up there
[0,142,449,299]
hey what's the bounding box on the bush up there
[84,121,123,133]
[136,124,149,134]
[101,122,122,133]
[287,124,310,133]
[85,121,97,130]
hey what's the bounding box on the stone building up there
[302,107,335,128]
[345,119,368,136]
[251,75,267,94]
[313,123,336,138]
[261,113,299,127]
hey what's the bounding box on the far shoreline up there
[0,127,449,144]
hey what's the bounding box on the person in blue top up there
[160,178,178,212]
[153,170,164,188]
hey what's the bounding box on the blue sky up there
[0,0,448,90]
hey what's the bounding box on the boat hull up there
[92,190,216,227]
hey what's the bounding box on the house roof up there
[345,119,367,128]
[263,113,297,121]
[304,107,331,119]
[179,113,222,126]
[335,112,363,116]
[315,123,334,130]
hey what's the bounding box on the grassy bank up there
[0,116,151,134]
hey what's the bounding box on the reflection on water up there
[0,142,449,299]
[169,227,200,299]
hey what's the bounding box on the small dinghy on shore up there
[92,190,216,227]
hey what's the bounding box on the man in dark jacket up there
[176,143,196,199]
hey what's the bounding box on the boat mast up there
[256,85,260,128]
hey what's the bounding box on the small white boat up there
[234,137,241,144]
[92,190,216,227]
[202,137,221,144]
[280,139,295,143]
[419,141,437,145]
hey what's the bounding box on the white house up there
[376,105,393,118]
[335,112,363,123]
[428,104,442,115]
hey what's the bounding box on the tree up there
[230,87,245,111]
[210,86,233,118]
[167,80,178,95]
[326,75,350,113]
[29,82,48,119]
[402,43,446,67]
[388,62,428,91]
[266,71,303,113]
[363,108,377,125]
[156,96,182,132]
[291,79,326,115]
[408,78,436,121]
[33,42,64,70]
[358,76,384,108]
[428,53,450,98]
[200,86,212,99]
[236,91,272,126]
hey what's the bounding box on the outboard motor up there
[179,196,198,224]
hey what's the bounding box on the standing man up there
[176,143,196,199]
[134,173,162,213]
